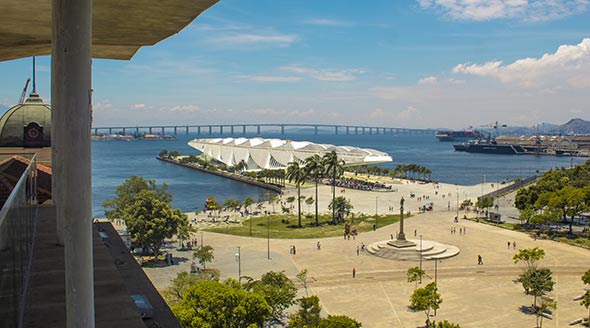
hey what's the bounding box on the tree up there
[407,266,426,290]
[328,196,353,220]
[305,154,324,226]
[296,269,309,297]
[518,268,555,309]
[289,295,322,328]
[537,296,557,328]
[269,194,279,213]
[177,220,196,248]
[193,245,214,270]
[319,315,362,328]
[169,151,181,158]
[244,271,297,321]
[323,151,345,224]
[409,282,442,324]
[305,196,315,214]
[120,189,187,261]
[162,271,218,305]
[243,197,254,214]
[581,291,590,325]
[476,197,494,216]
[172,279,271,328]
[103,175,172,221]
[222,198,241,212]
[513,247,545,270]
[581,269,590,323]
[431,320,461,328]
[286,161,306,228]
[159,149,168,158]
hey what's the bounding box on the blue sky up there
[1,0,589,128]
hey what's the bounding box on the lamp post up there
[200,231,203,248]
[267,216,271,260]
[419,235,423,283]
[235,246,241,283]
[434,259,441,316]
[375,196,379,229]
[456,187,459,220]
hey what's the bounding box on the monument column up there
[389,196,415,248]
[398,197,406,241]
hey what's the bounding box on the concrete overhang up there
[0,0,218,61]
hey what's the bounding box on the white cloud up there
[418,76,438,85]
[417,0,590,22]
[453,38,590,88]
[208,33,298,47]
[93,102,113,111]
[161,105,202,113]
[281,65,365,82]
[398,106,418,120]
[240,75,303,83]
[302,18,351,27]
[132,103,145,109]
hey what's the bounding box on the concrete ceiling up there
[0,0,218,61]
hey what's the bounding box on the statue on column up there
[388,196,415,248]
[398,197,406,241]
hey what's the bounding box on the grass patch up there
[204,213,403,239]
[554,236,590,249]
[464,217,519,230]
[466,217,590,249]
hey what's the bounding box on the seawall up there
[156,157,283,194]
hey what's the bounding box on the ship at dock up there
[453,139,526,155]
[435,128,483,142]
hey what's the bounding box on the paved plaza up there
[142,181,590,327]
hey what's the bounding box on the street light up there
[200,231,203,248]
[434,259,442,316]
[455,187,459,220]
[235,246,241,283]
[419,235,423,283]
[267,216,271,260]
[375,196,379,229]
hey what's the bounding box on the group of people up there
[333,177,392,191]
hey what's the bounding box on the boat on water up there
[436,129,483,142]
[453,139,526,155]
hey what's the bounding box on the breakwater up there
[156,157,283,194]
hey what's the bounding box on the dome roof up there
[0,92,51,147]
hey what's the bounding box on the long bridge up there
[92,123,436,136]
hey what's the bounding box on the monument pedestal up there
[387,239,416,248]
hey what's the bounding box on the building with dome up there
[188,137,393,171]
[0,91,51,148]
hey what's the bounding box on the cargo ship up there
[453,139,525,155]
[435,129,483,142]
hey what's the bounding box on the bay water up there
[91,132,584,217]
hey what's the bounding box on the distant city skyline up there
[0,0,589,129]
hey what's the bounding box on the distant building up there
[188,137,393,170]
[0,91,51,148]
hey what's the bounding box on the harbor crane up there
[19,78,31,104]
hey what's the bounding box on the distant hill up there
[551,118,590,135]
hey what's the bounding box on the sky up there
[1,0,589,129]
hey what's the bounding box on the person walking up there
[477,255,483,265]
[512,241,516,249]
[507,241,510,248]
[352,267,356,278]
[316,241,321,250]
[293,245,296,255]
[356,246,360,256]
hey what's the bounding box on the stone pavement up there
[145,208,590,328]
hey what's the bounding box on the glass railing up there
[0,154,38,328]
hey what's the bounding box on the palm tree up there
[286,161,306,228]
[322,151,345,224]
[304,154,323,226]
